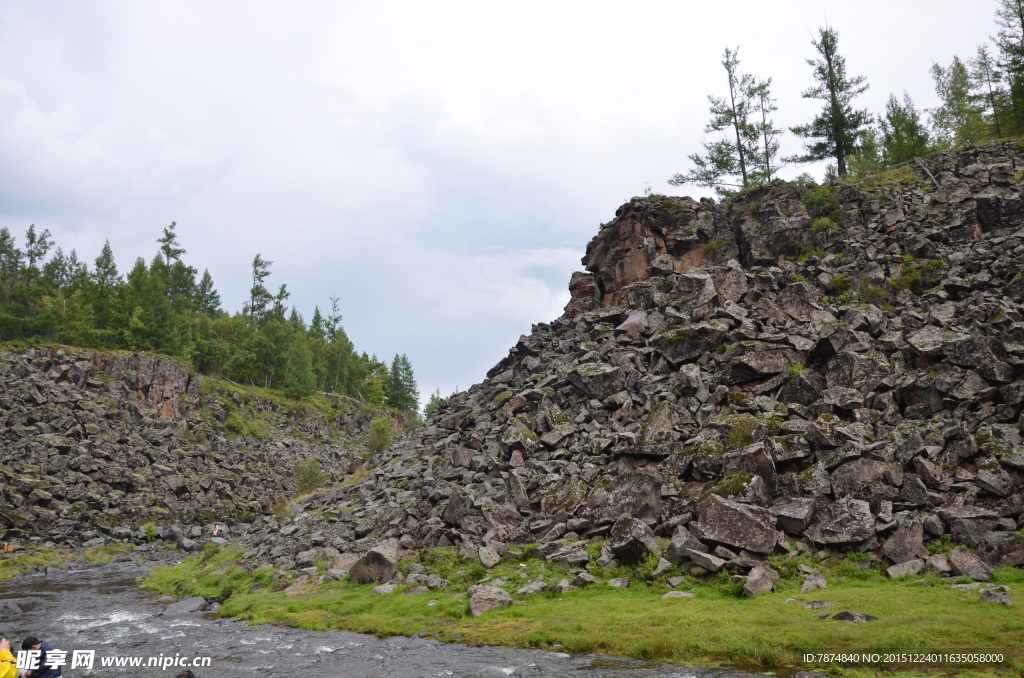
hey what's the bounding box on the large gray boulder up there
[771,498,818,535]
[742,565,779,597]
[882,518,928,564]
[938,506,999,547]
[685,549,726,573]
[609,515,662,564]
[587,472,662,525]
[164,596,209,615]
[804,498,874,545]
[468,585,513,617]
[886,559,925,579]
[478,545,501,568]
[348,539,400,584]
[667,524,705,562]
[948,547,994,582]
[696,495,778,554]
[977,531,1024,568]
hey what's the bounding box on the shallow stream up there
[0,561,768,678]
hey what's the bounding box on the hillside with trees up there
[0,222,421,414]
[673,2,1024,192]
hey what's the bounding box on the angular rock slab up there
[771,498,818,535]
[696,495,778,554]
[685,549,727,573]
[742,565,780,597]
[804,498,874,545]
[609,515,663,564]
[977,531,1024,568]
[948,547,993,582]
[886,559,924,579]
[882,518,928,564]
[348,538,400,584]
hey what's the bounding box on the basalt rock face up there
[240,142,1024,575]
[0,347,370,545]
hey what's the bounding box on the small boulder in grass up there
[468,585,513,617]
[802,600,835,610]
[886,559,924,579]
[832,611,877,624]
[801,571,827,591]
[608,577,630,589]
[661,591,696,600]
[980,590,1014,605]
[742,565,779,597]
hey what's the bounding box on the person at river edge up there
[21,636,61,678]
[0,638,18,678]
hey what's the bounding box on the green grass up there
[0,543,135,581]
[144,545,1024,677]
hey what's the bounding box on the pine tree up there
[879,92,932,165]
[669,47,777,195]
[749,78,782,184]
[385,353,419,413]
[194,269,222,316]
[245,254,273,323]
[89,240,122,343]
[284,333,316,399]
[970,45,1008,139]
[930,56,986,146]
[423,388,443,419]
[157,222,185,265]
[789,27,871,176]
[995,0,1024,134]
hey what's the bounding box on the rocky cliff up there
[0,347,377,547]
[238,141,1024,578]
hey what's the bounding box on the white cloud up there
[0,0,998,400]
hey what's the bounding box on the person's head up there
[175,671,196,678]
[22,636,40,651]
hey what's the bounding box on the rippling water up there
[0,562,768,678]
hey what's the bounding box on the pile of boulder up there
[0,348,368,546]
[238,141,1024,587]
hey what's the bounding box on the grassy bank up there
[144,544,1024,677]
[0,543,135,581]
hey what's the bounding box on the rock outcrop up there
[0,347,375,545]
[238,142,1024,581]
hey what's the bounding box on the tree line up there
[0,222,421,413]
[672,1,1024,194]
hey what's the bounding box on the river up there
[0,560,769,678]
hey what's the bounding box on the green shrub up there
[142,522,158,543]
[225,412,270,438]
[858,277,887,305]
[368,416,394,455]
[800,184,840,219]
[811,217,840,235]
[294,459,328,494]
[889,259,947,295]
[705,237,729,254]
[829,273,852,292]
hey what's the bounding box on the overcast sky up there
[0,1,996,404]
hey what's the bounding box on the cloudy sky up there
[0,1,996,404]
